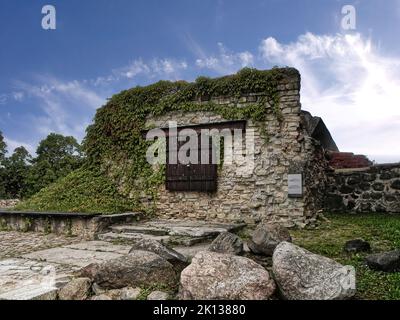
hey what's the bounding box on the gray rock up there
[90,287,141,300]
[0,259,62,300]
[22,247,123,268]
[31,289,58,300]
[209,232,244,255]
[121,287,141,300]
[372,183,384,192]
[179,251,276,300]
[78,250,178,290]
[391,180,400,190]
[365,250,400,273]
[91,294,112,300]
[173,243,211,261]
[272,242,356,300]
[92,283,106,295]
[129,239,187,265]
[58,278,92,300]
[100,289,124,300]
[344,239,371,253]
[147,291,169,300]
[248,223,292,256]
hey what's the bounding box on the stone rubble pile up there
[50,222,360,301]
[7,219,392,301]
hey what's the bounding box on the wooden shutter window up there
[166,137,217,192]
[159,120,246,193]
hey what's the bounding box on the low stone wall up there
[0,199,20,209]
[0,211,140,239]
[324,163,400,213]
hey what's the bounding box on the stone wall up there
[143,71,329,227]
[324,163,400,213]
[0,211,140,239]
[0,199,20,209]
[302,146,331,222]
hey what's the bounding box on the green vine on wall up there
[16,67,298,215]
[81,67,298,212]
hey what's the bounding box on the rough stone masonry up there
[143,69,335,228]
[325,163,400,213]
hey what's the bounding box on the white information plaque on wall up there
[288,174,303,198]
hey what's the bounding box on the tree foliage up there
[1,146,31,198]
[26,133,84,196]
[0,131,6,162]
[0,131,8,197]
[0,132,84,199]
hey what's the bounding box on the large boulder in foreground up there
[365,250,400,273]
[179,251,275,300]
[248,223,292,256]
[273,242,356,300]
[208,232,244,255]
[79,250,178,290]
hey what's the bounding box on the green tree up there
[0,131,7,198]
[0,131,6,163]
[2,146,31,198]
[27,133,84,196]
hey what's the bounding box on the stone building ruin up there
[142,68,339,227]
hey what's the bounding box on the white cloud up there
[4,35,400,164]
[0,94,7,105]
[14,77,106,141]
[260,32,400,163]
[196,42,254,74]
[151,59,188,75]
[89,75,118,87]
[12,91,24,102]
[115,58,151,79]
[114,58,188,80]
[4,137,35,155]
[3,56,188,153]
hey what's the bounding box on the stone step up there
[98,231,211,247]
[145,220,246,234]
[167,226,226,237]
[99,219,247,248]
[168,235,213,247]
[97,232,170,245]
[110,225,168,236]
[110,220,246,238]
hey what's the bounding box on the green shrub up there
[16,167,135,214]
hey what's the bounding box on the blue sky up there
[1,0,400,163]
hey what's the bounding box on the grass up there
[136,283,176,300]
[15,168,136,214]
[291,213,400,300]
